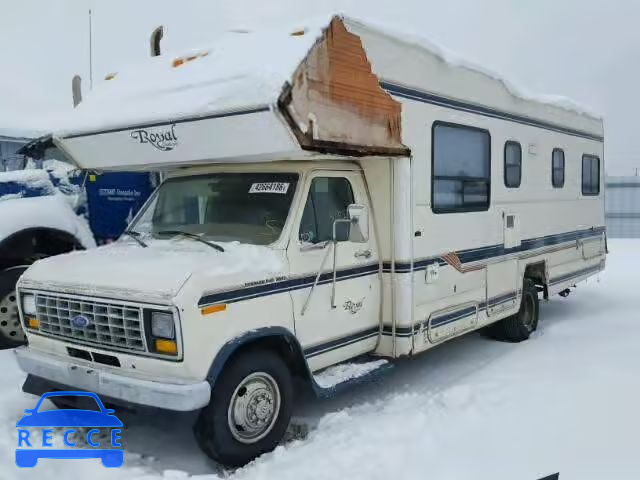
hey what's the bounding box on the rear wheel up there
[194,350,293,467]
[0,267,27,349]
[487,278,539,342]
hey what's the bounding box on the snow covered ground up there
[1,239,639,480]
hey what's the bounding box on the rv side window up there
[299,177,355,244]
[552,149,565,188]
[582,154,600,196]
[432,122,491,213]
[504,141,522,188]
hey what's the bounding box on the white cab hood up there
[18,239,285,304]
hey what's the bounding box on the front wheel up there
[194,350,293,467]
[0,267,28,349]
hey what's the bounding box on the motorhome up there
[13,15,605,466]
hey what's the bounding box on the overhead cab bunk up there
[54,17,409,172]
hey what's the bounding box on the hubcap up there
[0,291,26,344]
[228,372,281,444]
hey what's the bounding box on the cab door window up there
[299,177,355,244]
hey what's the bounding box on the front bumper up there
[15,347,211,411]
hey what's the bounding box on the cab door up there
[287,171,381,371]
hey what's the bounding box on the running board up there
[311,357,392,398]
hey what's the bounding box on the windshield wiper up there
[157,230,225,252]
[122,230,148,248]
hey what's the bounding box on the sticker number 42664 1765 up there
[248,183,290,194]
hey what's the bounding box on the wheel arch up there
[0,227,85,271]
[523,260,549,300]
[206,327,315,394]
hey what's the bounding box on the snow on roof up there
[0,195,94,248]
[56,14,600,138]
[345,15,601,120]
[0,108,60,140]
[58,16,333,137]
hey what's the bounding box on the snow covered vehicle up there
[0,158,94,347]
[0,137,154,347]
[13,15,605,466]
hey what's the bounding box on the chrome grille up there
[34,293,145,351]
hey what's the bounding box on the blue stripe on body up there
[199,227,604,306]
[63,106,272,140]
[306,260,603,356]
[300,260,602,358]
[384,226,606,273]
[304,327,379,358]
[382,290,519,338]
[380,81,604,143]
[198,262,379,306]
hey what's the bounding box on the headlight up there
[150,311,175,339]
[22,294,36,316]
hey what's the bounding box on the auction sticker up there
[249,183,290,194]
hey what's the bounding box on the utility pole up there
[89,9,94,90]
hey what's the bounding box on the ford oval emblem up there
[71,315,90,328]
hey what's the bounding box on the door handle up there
[355,249,372,259]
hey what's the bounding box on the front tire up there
[487,278,539,342]
[194,350,293,467]
[0,267,28,349]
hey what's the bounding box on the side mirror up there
[332,219,351,242]
[347,204,369,243]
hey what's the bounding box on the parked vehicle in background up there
[0,136,155,347]
[13,15,606,466]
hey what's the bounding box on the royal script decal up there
[130,124,178,151]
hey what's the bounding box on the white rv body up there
[13,14,605,465]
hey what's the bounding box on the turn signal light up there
[201,304,227,316]
[154,339,178,355]
[172,51,210,68]
[27,318,39,329]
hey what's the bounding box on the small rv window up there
[299,177,355,244]
[552,149,565,188]
[504,141,522,188]
[582,154,600,196]
[432,122,491,213]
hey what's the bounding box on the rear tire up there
[0,267,28,349]
[194,349,293,467]
[487,278,539,342]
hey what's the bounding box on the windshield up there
[130,172,299,245]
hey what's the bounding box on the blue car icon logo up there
[16,391,123,468]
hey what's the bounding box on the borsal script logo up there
[131,124,178,151]
[15,391,124,468]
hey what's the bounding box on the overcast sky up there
[0,0,637,174]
